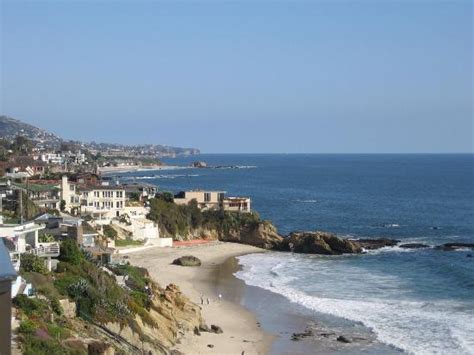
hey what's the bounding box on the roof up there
[78,184,126,192]
[0,240,17,282]
[14,183,59,192]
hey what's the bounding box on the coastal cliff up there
[14,241,204,354]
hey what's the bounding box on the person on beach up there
[200,295,204,305]
[207,297,210,305]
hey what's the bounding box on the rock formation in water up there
[281,231,363,254]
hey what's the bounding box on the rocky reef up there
[216,220,401,255]
[281,231,362,254]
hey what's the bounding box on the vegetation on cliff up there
[14,240,202,354]
[147,194,262,239]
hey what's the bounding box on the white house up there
[0,221,59,272]
[60,176,127,220]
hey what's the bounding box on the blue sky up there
[1,0,472,153]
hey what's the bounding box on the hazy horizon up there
[1,1,472,154]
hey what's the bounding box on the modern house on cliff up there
[174,190,251,212]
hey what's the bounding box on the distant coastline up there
[99,164,187,174]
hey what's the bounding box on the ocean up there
[117,154,474,354]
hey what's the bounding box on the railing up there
[27,242,60,257]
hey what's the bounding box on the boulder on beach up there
[211,325,223,334]
[172,255,202,267]
[282,231,363,255]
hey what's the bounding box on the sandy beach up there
[125,242,274,355]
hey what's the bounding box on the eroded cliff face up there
[218,222,285,249]
[105,283,203,354]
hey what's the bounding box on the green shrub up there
[47,324,70,339]
[49,297,62,316]
[13,295,47,317]
[114,239,143,247]
[20,253,48,274]
[59,240,83,265]
[103,224,117,239]
[18,319,37,334]
[54,274,83,296]
[39,234,55,243]
[22,336,70,355]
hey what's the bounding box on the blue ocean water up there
[118,154,474,354]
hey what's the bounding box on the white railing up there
[27,242,60,257]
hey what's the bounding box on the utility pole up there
[19,189,23,224]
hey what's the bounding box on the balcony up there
[26,242,60,258]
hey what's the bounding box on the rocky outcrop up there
[282,231,363,255]
[172,256,202,267]
[218,222,285,250]
[435,243,474,251]
[399,243,430,249]
[106,283,203,354]
[353,238,399,250]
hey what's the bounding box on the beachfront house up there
[174,190,251,212]
[14,182,61,210]
[60,176,127,220]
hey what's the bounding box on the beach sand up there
[125,242,274,355]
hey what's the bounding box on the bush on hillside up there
[147,196,262,239]
[102,224,117,239]
[58,239,83,265]
[20,253,48,274]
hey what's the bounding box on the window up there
[218,193,225,202]
[204,193,211,202]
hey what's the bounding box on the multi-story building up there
[60,176,126,220]
[174,190,251,212]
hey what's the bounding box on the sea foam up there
[235,253,474,355]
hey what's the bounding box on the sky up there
[0,0,472,153]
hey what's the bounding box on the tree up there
[11,135,33,155]
[59,239,83,265]
[20,253,48,274]
[60,200,66,212]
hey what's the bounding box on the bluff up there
[147,196,399,255]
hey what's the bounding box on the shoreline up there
[125,242,402,355]
[125,242,274,354]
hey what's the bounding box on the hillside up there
[0,116,62,145]
[0,115,200,157]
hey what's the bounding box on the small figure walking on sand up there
[207,297,210,305]
[200,295,204,305]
